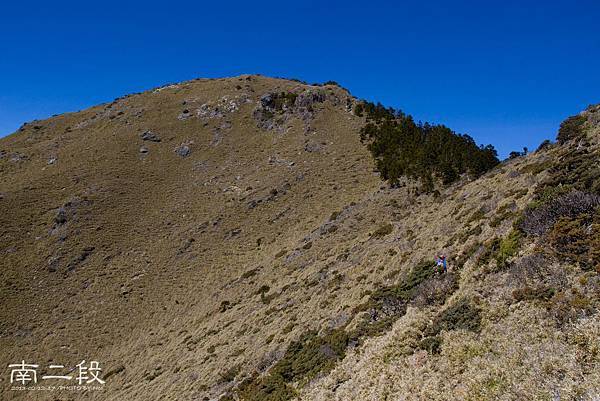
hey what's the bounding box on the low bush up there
[536,139,553,152]
[371,223,393,238]
[218,364,240,384]
[416,335,442,354]
[557,114,587,144]
[520,190,600,236]
[220,300,232,312]
[354,260,439,338]
[512,286,555,302]
[426,297,482,336]
[495,229,521,269]
[411,272,459,307]
[547,213,600,270]
[475,237,501,267]
[235,329,349,400]
[519,159,553,175]
[507,253,547,283]
[547,290,594,325]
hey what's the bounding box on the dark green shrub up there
[495,229,521,269]
[237,373,297,401]
[417,335,442,354]
[220,300,232,312]
[218,365,240,384]
[354,103,364,117]
[557,114,586,144]
[467,207,486,224]
[536,139,553,152]
[547,213,600,270]
[241,268,259,279]
[426,298,481,336]
[512,286,555,302]
[519,159,553,175]
[371,223,393,238]
[411,272,459,307]
[233,329,350,400]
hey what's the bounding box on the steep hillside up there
[0,76,598,401]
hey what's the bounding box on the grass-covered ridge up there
[223,259,459,400]
[356,101,500,190]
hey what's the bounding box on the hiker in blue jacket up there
[436,254,447,273]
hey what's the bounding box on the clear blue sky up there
[1,0,599,158]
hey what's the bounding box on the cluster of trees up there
[508,147,529,159]
[557,114,587,144]
[356,101,500,190]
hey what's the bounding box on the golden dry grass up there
[0,76,598,401]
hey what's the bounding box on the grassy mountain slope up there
[0,76,598,401]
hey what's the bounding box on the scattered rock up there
[178,109,192,120]
[304,142,323,153]
[141,130,161,142]
[139,146,149,154]
[47,256,61,272]
[225,228,242,239]
[175,144,191,158]
[9,153,27,162]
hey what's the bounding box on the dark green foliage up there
[257,285,271,294]
[417,335,442,354]
[241,268,259,279]
[354,103,364,117]
[512,286,555,303]
[426,298,481,336]
[371,223,393,238]
[357,101,499,188]
[270,92,298,110]
[228,260,457,400]
[519,159,553,175]
[220,300,232,312]
[547,213,600,271]
[467,207,486,224]
[354,260,440,338]
[536,139,553,152]
[237,373,297,401]
[235,329,349,400]
[218,365,240,384]
[508,151,522,159]
[541,149,600,196]
[411,272,459,307]
[372,260,437,302]
[416,298,481,354]
[557,114,586,144]
[495,229,521,269]
[476,237,502,267]
[273,330,349,382]
[454,242,481,268]
[358,101,397,123]
[475,230,521,271]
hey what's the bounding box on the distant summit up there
[1,75,599,401]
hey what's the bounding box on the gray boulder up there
[140,130,161,142]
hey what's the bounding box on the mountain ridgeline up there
[1,76,599,401]
[356,101,500,190]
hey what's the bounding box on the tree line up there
[355,101,500,191]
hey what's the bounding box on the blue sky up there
[1,0,599,158]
